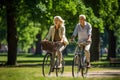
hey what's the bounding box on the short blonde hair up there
[79,14,86,20]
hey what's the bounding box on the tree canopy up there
[0,0,120,65]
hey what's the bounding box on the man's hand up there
[69,36,75,42]
[86,38,91,44]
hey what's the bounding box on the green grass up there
[0,53,119,67]
[0,53,111,66]
[0,67,120,80]
[0,53,120,80]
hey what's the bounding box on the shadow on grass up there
[0,53,120,67]
[0,60,73,67]
[20,53,74,58]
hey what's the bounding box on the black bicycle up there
[41,41,65,77]
[72,41,89,78]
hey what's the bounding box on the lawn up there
[0,53,120,80]
[0,67,120,80]
[0,53,113,66]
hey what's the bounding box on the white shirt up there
[72,22,92,42]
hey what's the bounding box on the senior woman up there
[45,16,69,68]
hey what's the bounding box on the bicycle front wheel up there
[81,56,88,78]
[42,53,52,77]
[72,55,80,77]
[56,58,65,77]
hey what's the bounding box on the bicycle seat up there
[78,41,90,46]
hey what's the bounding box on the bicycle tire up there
[56,57,65,77]
[72,54,80,77]
[81,55,88,78]
[42,53,52,76]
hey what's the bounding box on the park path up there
[47,70,120,77]
[87,70,120,77]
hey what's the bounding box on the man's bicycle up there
[72,41,90,78]
[41,41,65,77]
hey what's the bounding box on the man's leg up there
[84,44,91,68]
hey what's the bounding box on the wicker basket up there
[41,41,61,52]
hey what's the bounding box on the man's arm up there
[70,24,79,41]
[87,23,92,42]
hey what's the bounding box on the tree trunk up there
[90,27,100,61]
[6,0,18,65]
[107,30,116,60]
[35,33,42,55]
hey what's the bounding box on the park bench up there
[110,57,120,66]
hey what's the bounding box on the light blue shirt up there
[72,22,92,42]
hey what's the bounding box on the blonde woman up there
[45,16,69,68]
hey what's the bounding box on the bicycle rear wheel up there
[81,56,88,78]
[42,53,52,76]
[56,58,65,77]
[72,55,80,77]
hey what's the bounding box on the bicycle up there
[41,41,65,77]
[71,41,90,78]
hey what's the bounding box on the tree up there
[6,0,18,65]
[35,32,42,55]
[83,0,120,60]
[99,0,119,60]
[16,0,48,53]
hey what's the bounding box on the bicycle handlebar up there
[69,40,90,46]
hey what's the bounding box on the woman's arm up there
[46,26,53,40]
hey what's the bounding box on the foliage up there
[16,0,48,51]
[0,0,120,53]
[114,16,120,48]
[99,0,119,30]
[0,5,6,43]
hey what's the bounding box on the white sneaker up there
[58,63,62,68]
[87,62,91,68]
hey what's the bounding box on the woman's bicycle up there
[41,41,65,77]
[72,41,90,78]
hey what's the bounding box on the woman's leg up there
[57,45,66,67]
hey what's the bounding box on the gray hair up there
[79,14,86,20]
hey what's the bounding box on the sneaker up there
[87,62,91,68]
[54,63,62,68]
[58,63,62,68]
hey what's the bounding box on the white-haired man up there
[71,14,92,68]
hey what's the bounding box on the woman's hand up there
[43,39,48,41]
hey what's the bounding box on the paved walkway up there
[87,71,120,77]
[47,70,120,77]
